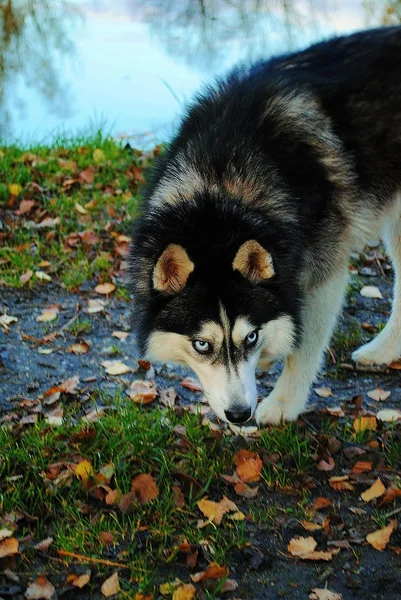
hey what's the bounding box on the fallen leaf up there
[313,497,331,510]
[17,199,35,214]
[75,202,87,214]
[101,571,120,597]
[159,387,177,408]
[72,573,91,588]
[366,519,397,551]
[172,584,196,600]
[361,478,386,502]
[35,271,52,282]
[316,456,335,472]
[45,406,64,426]
[25,575,55,599]
[379,485,401,506]
[315,387,332,398]
[86,298,106,313]
[0,537,18,558]
[35,217,60,229]
[126,380,157,404]
[197,496,238,525]
[79,230,100,245]
[0,313,18,330]
[102,359,131,375]
[191,562,229,582]
[353,416,377,433]
[99,531,114,545]
[20,269,33,284]
[377,409,401,422]
[180,377,203,392]
[367,388,391,402]
[134,594,153,600]
[93,148,105,163]
[300,520,322,532]
[79,168,95,184]
[74,460,94,482]
[112,331,129,340]
[329,475,354,492]
[0,528,13,542]
[234,482,259,498]
[95,282,116,295]
[360,285,383,299]
[131,473,159,504]
[36,306,59,322]
[34,537,53,552]
[310,588,342,600]
[8,183,22,196]
[287,536,335,561]
[351,461,372,475]
[233,449,262,483]
[68,340,90,354]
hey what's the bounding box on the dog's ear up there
[233,240,274,283]
[153,244,194,294]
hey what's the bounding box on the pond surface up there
[1,0,400,146]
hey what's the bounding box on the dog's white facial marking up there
[146,313,295,424]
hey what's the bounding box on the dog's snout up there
[224,407,252,424]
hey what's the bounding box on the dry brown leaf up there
[287,536,335,561]
[99,531,114,545]
[180,377,203,392]
[379,485,401,506]
[191,562,229,582]
[366,519,397,551]
[234,482,259,498]
[300,520,322,532]
[315,387,332,398]
[25,575,55,599]
[20,269,33,284]
[0,537,18,558]
[323,406,345,417]
[197,496,238,525]
[233,449,262,483]
[316,456,335,472]
[68,341,90,355]
[126,380,157,404]
[16,199,35,214]
[353,416,377,433]
[361,478,386,502]
[159,387,177,408]
[310,588,342,600]
[172,584,196,600]
[72,573,91,588]
[329,475,354,492]
[131,473,159,504]
[79,168,95,184]
[313,497,331,510]
[112,331,129,340]
[101,571,120,597]
[87,298,106,313]
[34,537,53,552]
[102,360,131,376]
[367,388,391,402]
[351,461,373,475]
[95,282,116,295]
[36,306,59,323]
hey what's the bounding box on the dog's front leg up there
[256,266,349,425]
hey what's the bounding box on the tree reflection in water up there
[0,0,81,138]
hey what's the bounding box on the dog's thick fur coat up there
[128,27,401,425]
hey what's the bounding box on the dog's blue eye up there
[192,340,212,354]
[245,330,258,348]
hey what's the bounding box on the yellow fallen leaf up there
[197,496,238,525]
[102,360,131,375]
[353,416,377,433]
[366,519,397,551]
[172,584,196,600]
[93,148,106,163]
[74,460,94,482]
[95,283,116,295]
[101,571,120,597]
[35,270,52,282]
[8,183,22,196]
[361,478,386,502]
[287,536,335,561]
[227,511,246,521]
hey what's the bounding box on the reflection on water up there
[0,0,400,144]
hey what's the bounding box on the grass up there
[0,131,159,291]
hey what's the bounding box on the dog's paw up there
[255,393,303,426]
[352,339,401,366]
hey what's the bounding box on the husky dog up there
[128,27,401,426]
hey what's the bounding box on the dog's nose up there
[224,407,252,424]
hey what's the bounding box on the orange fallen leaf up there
[131,473,159,504]
[233,449,262,483]
[25,576,55,599]
[313,497,331,510]
[329,475,354,492]
[351,461,372,475]
[361,478,386,502]
[287,536,335,561]
[126,380,157,404]
[197,496,238,525]
[95,282,116,295]
[366,519,397,551]
[172,584,196,600]
[191,562,229,582]
[72,573,91,588]
[353,416,377,433]
[379,485,401,506]
[135,594,153,600]
[101,571,120,597]
[0,537,18,558]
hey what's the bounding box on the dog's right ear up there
[153,244,194,294]
[233,240,275,283]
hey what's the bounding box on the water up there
[0,0,400,146]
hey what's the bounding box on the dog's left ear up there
[153,244,194,294]
[233,240,274,283]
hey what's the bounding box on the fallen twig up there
[57,549,128,568]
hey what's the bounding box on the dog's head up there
[128,195,301,424]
